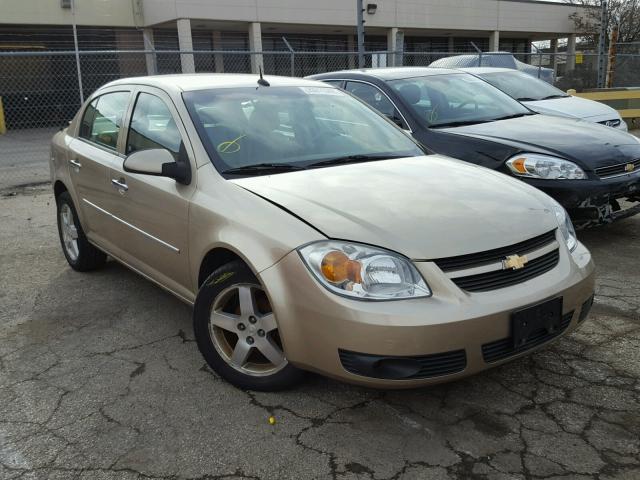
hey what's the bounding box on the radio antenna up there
[257,66,270,87]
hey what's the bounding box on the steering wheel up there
[453,99,479,111]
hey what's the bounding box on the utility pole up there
[356,0,365,68]
[71,0,84,104]
[597,0,608,88]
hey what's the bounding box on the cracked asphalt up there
[1,185,639,480]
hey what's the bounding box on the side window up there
[345,82,405,128]
[126,93,182,160]
[79,92,129,151]
[323,80,344,88]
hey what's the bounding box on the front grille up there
[433,230,556,272]
[482,311,574,363]
[451,249,560,292]
[339,348,466,380]
[598,119,621,128]
[595,159,640,178]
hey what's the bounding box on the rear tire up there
[194,260,304,391]
[56,191,107,271]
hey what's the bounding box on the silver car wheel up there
[208,284,287,377]
[59,203,79,261]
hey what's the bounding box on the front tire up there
[194,260,304,391]
[56,191,107,271]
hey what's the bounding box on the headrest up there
[398,84,421,105]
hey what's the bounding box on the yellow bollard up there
[0,97,6,135]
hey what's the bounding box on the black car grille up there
[482,311,574,363]
[451,249,560,292]
[433,230,557,272]
[598,119,621,128]
[595,159,640,178]
[339,348,467,380]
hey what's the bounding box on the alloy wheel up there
[59,203,79,261]
[208,284,287,376]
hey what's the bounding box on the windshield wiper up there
[516,97,537,102]
[540,94,570,100]
[306,154,407,168]
[489,112,535,121]
[431,119,494,128]
[222,162,306,175]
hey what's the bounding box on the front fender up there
[188,166,325,295]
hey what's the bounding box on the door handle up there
[111,178,129,192]
[69,159,82,169]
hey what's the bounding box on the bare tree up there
[568,0,640,46]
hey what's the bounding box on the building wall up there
[141,0,586,35]
[0,0,139,27]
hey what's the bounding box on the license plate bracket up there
[511,297,563,349]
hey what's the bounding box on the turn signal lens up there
[510,157,528,174]
[321,251,362,283]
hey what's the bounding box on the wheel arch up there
[53,180,68,201]
[197,246,257,289]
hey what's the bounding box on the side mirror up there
[123,148,190,185]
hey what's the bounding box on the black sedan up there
[308,68,640,227]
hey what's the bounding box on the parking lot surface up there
[1,185,639,480]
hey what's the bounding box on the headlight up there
[506,154,586,180]
[551,204,578,252]
[298,241,431,300]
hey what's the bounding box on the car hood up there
[440,114,640,170]
[232,156,559,260]
[524,96,620,121]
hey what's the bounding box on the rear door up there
[105,87,196,297]
[67,89,131,250]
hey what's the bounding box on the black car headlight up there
[506,153,586,180]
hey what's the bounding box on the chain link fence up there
[1,48,638,190]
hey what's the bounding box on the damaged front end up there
[571,194,640,229]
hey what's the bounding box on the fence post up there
[71,0,84,104]
[356,0,365,68]
[471,41,482,67]
[143,28,157,75]
[538,51,543,79]
[282,37,295,77]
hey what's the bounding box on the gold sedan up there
[50,74,595,390]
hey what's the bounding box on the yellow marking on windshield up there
[217,134,247,154]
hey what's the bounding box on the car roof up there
[102,73,329,92]
[309,67,462,81]
[457,67,518,74]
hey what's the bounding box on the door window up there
[345,82,406,128]
[126,93,182,160]
[79,92,129,151]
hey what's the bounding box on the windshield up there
[389,73,532,128]
[478,70,569,101]
[182,86,423,174]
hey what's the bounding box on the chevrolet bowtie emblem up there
[503,254,528,270]
[625,163,635,172]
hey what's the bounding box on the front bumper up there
[259,240,595,388]
[522,172,640,226]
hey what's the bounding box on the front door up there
[106,88,196,298]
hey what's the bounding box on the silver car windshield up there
[389,73,532,128]
[478,70,570,102]
[183,86,423,174]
